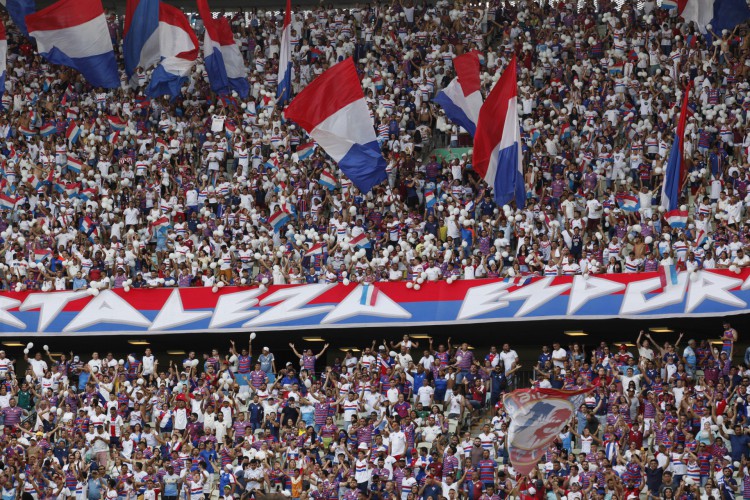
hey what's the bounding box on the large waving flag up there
[146,4,198,98]
[276,0,292,104]
[473,56,524,207]
[1,0,36,37]
[504,387,593,476]
[196,0,249,98]
[0,19,6,99]
[433,50,482,136]
[25,0,119,88]
[678,0,750,33]
[124,0,198,97]
[123,0,159,83]
[284,58,387,194]
[661,82,692,212]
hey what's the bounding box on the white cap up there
[263,346,269,351]
[528,488,536,495]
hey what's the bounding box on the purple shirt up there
[456,349,474,370]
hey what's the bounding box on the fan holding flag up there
[473,56,524,208]
[283,58,388,194]
[661,81,692,229]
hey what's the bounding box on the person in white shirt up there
[141,349,156,379]
[25,351,48,379]
[388,421,407,458]
[0,351,13,380]
[499,344,519,374]
[734,249,750,268]
[416,378,434,407]
[551,342,568,368]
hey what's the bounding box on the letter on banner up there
[209,289,264,329]
[20,291,90,332]
[684,271,745,313]
[245,284,335,327]
[322,284,411,324]
[63,290,151,332]
[0,296,25,329]
[620,273,689,315]
[150,289,212,331]
[567,276,626,315]
[457,282,512,320]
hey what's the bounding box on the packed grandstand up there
[0,0,749,497]
[2,0,749,291]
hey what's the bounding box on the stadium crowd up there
[1,0,749,292]
[0,325,748,500]
[1,0,750,495]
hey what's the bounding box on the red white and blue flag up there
[79,216,94,232]
[319,170,337,190]
[676,0,750,34]
[150,216,169,232]
[0,20,7,101]
[39,121,56,137]
[33,249,52,263]
[66,154,83,173]
[284,58,387,194]
[296,142,316,160]
[503,387,593,476]
[560,122,571,140]
[124,0,198,98]
[664,209,688,228]
[268,209,291,232]
[225,121,236,138]
[474,56,524,208]
[0,192,16,209]
[349,233,370,248]
[18,125,35,137]
[694,229,708,249]
[659,262,679,287]
[26,0,120,88]
[66,121,80,144]
[616,193,640,213]
[360,284,379,306]
[304,242,324,257]
[433,50,482,137]
[503,275,532,286]
[661,82,692,212]
[197,0,249,98]
[425,189,436,208]
[107,115,127,131]
[78,187,97,202]
[65,182,81,196]
[276,0,292,104]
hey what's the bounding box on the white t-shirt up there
[499,351,518,372]
[123,207,139,225]
[142,355,155,375]
[28,359,48,378]
[390,430,407,457]
[552,348,567,368]
[448,394,464,415]
[417,386,434,406]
